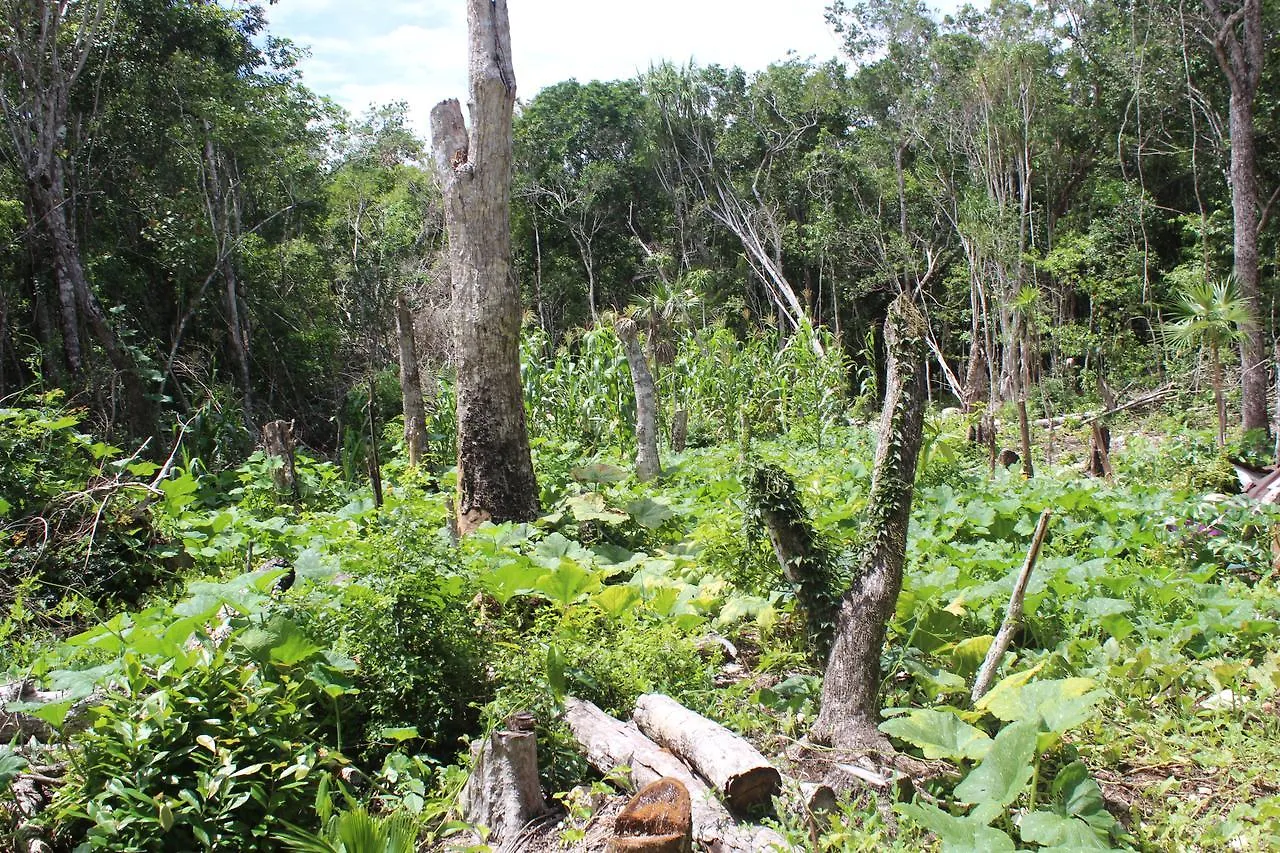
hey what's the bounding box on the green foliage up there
[35,574,355,851]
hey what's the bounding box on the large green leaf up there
[897,801,1016,853]
[879,709,993,761]
[593,585,642,618]
[626,497,675,529]
[566,492,629,524]
[954,719,1038,807]
[978,677,1103,735]
[1019,811,1113,849]
[535,560,601,606]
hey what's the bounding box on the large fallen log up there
[564,697,790,853]
[631,693,781,813]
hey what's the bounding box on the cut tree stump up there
[610,777,692,853]
[632,693,781,813]
[564,697,791,853]
[261,419,299,501]
[459,716,547,844]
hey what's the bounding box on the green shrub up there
[47,620,351,852]
[283,563,490,764]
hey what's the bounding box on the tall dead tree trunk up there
[429,0,538,534]
[1203,0,1267,434]
[616,317,661,481]
[811,294,927,752]
[396,291,428,467]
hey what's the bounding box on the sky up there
[265,0,847,132]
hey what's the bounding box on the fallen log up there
[631,693,781,813]
[564,697,790,853]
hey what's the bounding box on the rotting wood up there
[459,717,548,844]
[563,697,791,852]
[971,509,1054,703]
[632,693,781,813]
[1086,423,1113,479]
[610,777,692,853]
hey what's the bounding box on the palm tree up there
[1165,277,1252,448]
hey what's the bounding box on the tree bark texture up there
[396,292,428,467]
[811,293,927,752]
[631,694,781,814]
[616,318,661,481]
[1204,0,1266,433]
[430,0,538,534]
[563,697,790,853]
[459,727,547,844]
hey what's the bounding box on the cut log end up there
[611,777,693,853]
[726,766,784,813]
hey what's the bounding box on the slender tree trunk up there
[1204,0,1266,433]
[430,0,538,534]
[396,291,428,467]
[1213,344,1226,448]
[617,318,661,481]
[811,294,927,751]
[203,129,255,427]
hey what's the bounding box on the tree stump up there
[671,409,688,452]
[459,718,547,843]
[261,420,299,501]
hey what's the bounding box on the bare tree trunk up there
[396,291,428,467]
[429,0,538,534]
[617,317,661,481]
[1203,0,1267,433]
[811,294,927,752]
[262,419,299,502]
[202,130,254,427]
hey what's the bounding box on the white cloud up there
[269,0,849,133]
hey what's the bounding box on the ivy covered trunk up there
[811,293,926,751]
[429,0,538,533]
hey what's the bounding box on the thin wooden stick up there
[971,509,1053,703]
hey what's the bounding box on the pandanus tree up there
[1166,277,1251,448]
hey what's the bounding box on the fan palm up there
[1165,277,1252,447]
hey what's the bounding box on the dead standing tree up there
[811,293,927,752]
[429,0,538,533]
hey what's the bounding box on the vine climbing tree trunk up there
[811,293,927,752]
[429,0,538,533]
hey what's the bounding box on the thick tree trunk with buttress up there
[430,0,538,534]
[396,292,428,467]
[616,317,661,480]
[811,294,927,752]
